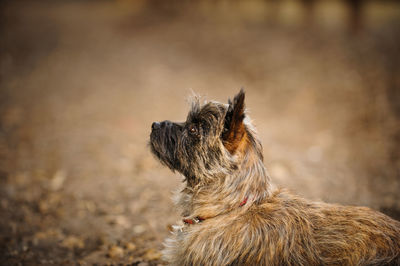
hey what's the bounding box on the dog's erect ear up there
[222,89,247,154]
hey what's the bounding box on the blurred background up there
[0,0,399,264]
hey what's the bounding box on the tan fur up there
[164,147,400,265]
[222,89,247,154]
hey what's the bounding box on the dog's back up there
[164,189,400,266]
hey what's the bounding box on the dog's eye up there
[188,125,197,134]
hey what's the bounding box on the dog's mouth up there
[149,126,165,161]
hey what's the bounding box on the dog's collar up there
[183,216,205,225]
[183,197,248,225]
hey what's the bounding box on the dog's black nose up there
[152,122,161,130]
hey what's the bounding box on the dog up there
[150,90,400,265]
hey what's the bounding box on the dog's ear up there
[222,89,247,154]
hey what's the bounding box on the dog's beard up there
[150,123,181,171]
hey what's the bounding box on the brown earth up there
[0,1,400,265]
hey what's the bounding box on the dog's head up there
[150,90,262,186]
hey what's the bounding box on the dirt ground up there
[0,0,400,265]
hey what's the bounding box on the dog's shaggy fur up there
[150,90,400,265]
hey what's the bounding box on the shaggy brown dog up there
[150,90,400,265]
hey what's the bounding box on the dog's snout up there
[152,122,161,130]
[152,121,173,130]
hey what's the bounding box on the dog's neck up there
[178,146,272,220]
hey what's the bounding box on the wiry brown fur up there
[150,90,400,266]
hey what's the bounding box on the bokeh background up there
[1,0,400,264]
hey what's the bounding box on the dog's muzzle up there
[150,120,178,150]
[151,121,173,132]
[150,120,182,170]
[151,122,161,130]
